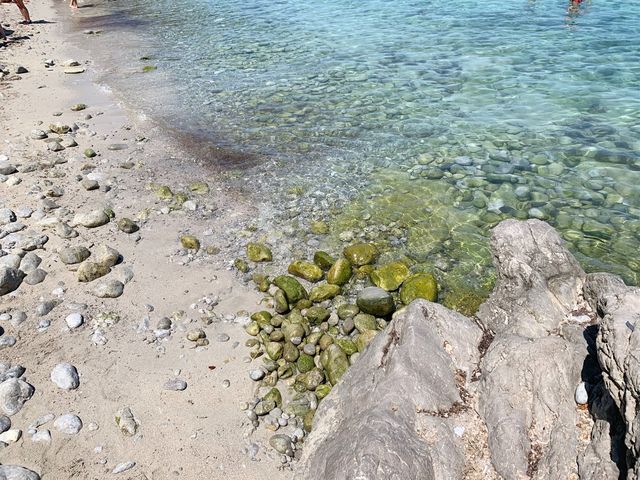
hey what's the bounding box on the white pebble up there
[51,363,80,390]
[54,413,83,434]
[32,429,52,443]
[65,313,84,329]
[112,461,136,474]
[575,381,589,405]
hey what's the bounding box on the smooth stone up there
[0,415,10,433]
[31,429,51,443]
[24,269,46,285]
[575,382,588,405]
[117,218,139,233]
[93,245,120,267]
[269,434,294,455]
[0,336,16,349]
[370,261,410,291]
[115,407,138,436]
[246,242,272,262]
[0,266,24,295]
[0,208,16,224]
[0,429,21,442]
[0,466,40,480]
[65,313,84,329]
[77,262,110,282]
[73,210,109,228]
[36,299,60,316]
[180,235,200,251]
[59,246,91,265]
[0,378,34,415]
[112,462,136,474]
[249,369,265,381]
[343,243,379,266]
[357,287,395,317]
[399,273,438,304]
[50,363,79,390]
[215,333,230,342]
[163,378,187,391]
[309,284,341,303]
[288,260,323,283]
[313,251,335,271]
[54,414,82,434]
[92,280,124,298]
[326,258,353,286]
[31,129,48,139]
[273,275,307,303]
[81,179,99,191]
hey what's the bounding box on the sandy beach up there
[1,2,293,478]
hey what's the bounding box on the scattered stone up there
[0,429,21,443]
[250,369,265,381]
[0,466,40,480]
[50,363,80,390]
[215,333,230,342]
[0,267,25,295]
[81,179,99,191]
[24,269,47,286]
[71,103,87,111]
[59,246,91,265]
[112,462,136,474]
[356,287,395,317]
[180,235,200,251]
[92,280,124,298]
[247,243,272,262]
[343,243,378,266]
[93,245,120,267]
[73,210,109,228]
[0,378,34,415]
[117,218,139,233]
[0,336,16,349]
[84,148,96,158]
[0,163,17,175]
[65,313,84,329]
[0,415,10,433]
[370,261,410,291]
[54,414,83,434]
[35,299,60,316]
[31,429,51,443]
[326,258,352,286]
[49,123,70,134]
[77,262,111,282]
[163,378,187,391]
[115,407,138,436]
[31,129,48,140]
[0,208,16,224]
[288,260,323,283]
[269,434,294,456]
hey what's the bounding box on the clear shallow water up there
[78,0,640,291]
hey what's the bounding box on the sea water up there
[75,0,640,292]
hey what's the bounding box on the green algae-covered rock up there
[400,273,438,304]
[303,410,315,432]
[273,275,307,303]
[441,288,486,317]
[315,383,332,400]
[356,286,395,317]
[265,342,284,361]
[307,331,323,345]
[297,353,315,373]
[335,338,358,356]
[283,342,300,362]
[274,290,289,314]
[251,311,272,328]
[310,221,329,235]
[173,192,189,205]
[321,344,350,386]
[319,333,334,351]
[301,368,324,391]
[353,313,377,333]
[234,258,249,273]
[343,243,378,266]
[84,148,97,158]
[142,65,158,72]
[180,235,200,251]
[247,242,272,262]
[296,298,313,310]
[313,251,335,271]
[305,306,330,324]
[155,185,173,200]
[370,261,410,291]
[264,387,282,408]
[244,321,260,336]
[71,103,87,111]
[278,363,295,379]
[189,181,210,195]
[252,273,270,292]
[337,304,359,319]
[285,394,312,417]
[327,258,352,286]
[309,283,341,303]
[288,260,323,283]
[282,323,305,344]
[355,330,379,352]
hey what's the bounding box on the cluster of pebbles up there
[236,240,440,461]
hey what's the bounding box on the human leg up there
[14,0,31,23]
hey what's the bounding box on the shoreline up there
[0,1,293,478]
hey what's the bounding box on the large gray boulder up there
[0,465,41,480]
[298,300,484,480]
[477,219,585,338]
[0,266,25,296]
[589,272,640,478]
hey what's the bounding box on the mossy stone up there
[269,330,284,342]
[319,333,334,351]
[327,258,352,286]
[244,321,260,336]
[313,251,335,271]
[263,387,282,408]
[337,304,359,319]
[309,284,341,303]
[71,103,87,111]
[343,243,379,266]
[370,261,410,291]
[321,344,350,386]
[155,185,173,200]
[307,331,323,345]
[310,221,329,235]
[173,192,188,205]
[355,330,378,352]
[252,311,272,327]
[297,353,315,373]
[353,313,377,333]
[270,314,285,327]
[301,368,324,391]
[442,288,486,317]
[296,299,313,310]
[180,235,200,251]
[84,148,97,158]
[273,275,308,303]
[303,410,315,432]
[288,260,323,283]
[274,290,289,314]
[356,264,375,279]
[400,273,438,304]
[189,181,210,195]
[283,342,300,362]
[247,242,273,262]
[315,384,332,400]
[117,217,139,234]
[252,273,270,292]
[305,306,330,324]
[142,65,157,72]
[277,363,295,379]
[234,258,249,273]
[283,323,305,343]
[335,338,358,356]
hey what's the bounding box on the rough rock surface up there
[300,219,636,480]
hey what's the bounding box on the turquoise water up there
[82,0,640,288]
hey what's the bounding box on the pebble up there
[29,413,55,429]
[32,429,52,443]
[92,280,124,298]
[112,461,136,474]
[0,378,33,415]
[215,333,230,342]
[249,369,265,381]
[0,336,16,349]
[54,413,83,434]
[222,379,231,388]
[163,378,187,391]
[269,434,294,456]
[0,429,21,443]
[36,299,60,317]
[65,313,84,329]
[50,363,80,390]
[575,381,589,405]
[0,415,10,433]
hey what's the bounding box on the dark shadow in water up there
[71,11,148,30]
